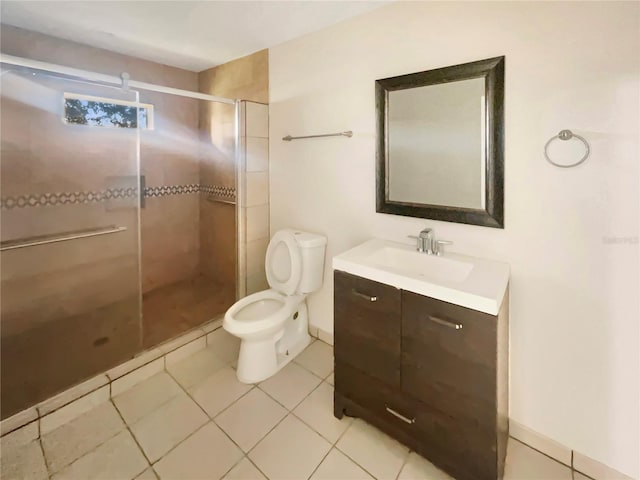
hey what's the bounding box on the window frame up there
[62,92,154,130]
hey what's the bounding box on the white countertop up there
[332,238,510,315]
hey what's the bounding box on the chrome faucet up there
[409,228,453,256]
[417,228,434,254]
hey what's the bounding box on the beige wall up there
[268,2,639,477]
[198,50,269,295]
[199,49,269,104]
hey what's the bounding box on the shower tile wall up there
[241,102,271,295]
[139,90,200,294]
[197,100,236,291]
[198,50,269,297]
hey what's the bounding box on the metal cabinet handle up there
[428,315,463,330]
[352,289,377,302]
[385,406,415,424]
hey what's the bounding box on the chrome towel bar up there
[0,225,127,251]
[206,196,236,205]
[282,131,353,141]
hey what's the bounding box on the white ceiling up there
[0,1,387,72]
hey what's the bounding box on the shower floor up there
[142,275,235,348]
[1,274,235,420]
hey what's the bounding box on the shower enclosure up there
[0,58,241,419]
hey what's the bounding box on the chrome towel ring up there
[544,129,590,168]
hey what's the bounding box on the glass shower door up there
[0,67,142,419]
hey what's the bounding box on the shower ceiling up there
[0,1,387,71]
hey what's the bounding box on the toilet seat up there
[265,230,302,295]
[224,289,301,337]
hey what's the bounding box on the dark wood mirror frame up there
[376,56,505,228]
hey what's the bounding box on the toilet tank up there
[293,231,327,294]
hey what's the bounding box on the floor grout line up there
[248,370,345,480]
[164,369,273,480]
[237,360,336,476]
[16,336,338,480]
[109,398,153,467]
[306,413,356,480]
[208,340,338,479]
[148,421,211,468]
[332,419,392,480]
[37,434,53,480]
[395,449,411,480]
[510,436,573,470]
[162,365,259,479]
[42,408,129,477]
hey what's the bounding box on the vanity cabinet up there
[334,270,509,480]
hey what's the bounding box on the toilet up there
[223,229,327,383]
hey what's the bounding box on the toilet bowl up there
[224,229,327,383]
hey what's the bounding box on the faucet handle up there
[434,239,453,256]
[407,235,425,252]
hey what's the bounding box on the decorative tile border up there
[0,188,138,209]
[143,184,199,198]
[0,184,236,209]
[200,184,236,198]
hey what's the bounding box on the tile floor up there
[2,332,592,480]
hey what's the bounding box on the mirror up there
[376,56,505,228]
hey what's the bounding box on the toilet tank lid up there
[292,230,327,248]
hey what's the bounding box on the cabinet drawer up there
[334,270,401,386]
[335,362,415,436]
[336,362,497,480]
[402,291,497,406]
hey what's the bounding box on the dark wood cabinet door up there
[411,400,498,480]
[334,270,401,386]
[401,291,497,422]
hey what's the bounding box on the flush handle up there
[385,406,415,424]
[428,315,463,330]
[352,289,377,302]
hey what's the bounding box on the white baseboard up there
[509,420,572,466]
[317,328,334,346]
[509,420,635,480]
[308,325,334,346]
[573,451,635,480]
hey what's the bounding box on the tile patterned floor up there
[2,332,592,480]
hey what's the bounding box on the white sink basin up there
[332,238,509,315]
[365,245,473,283]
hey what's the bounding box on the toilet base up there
[235,301,311,384]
